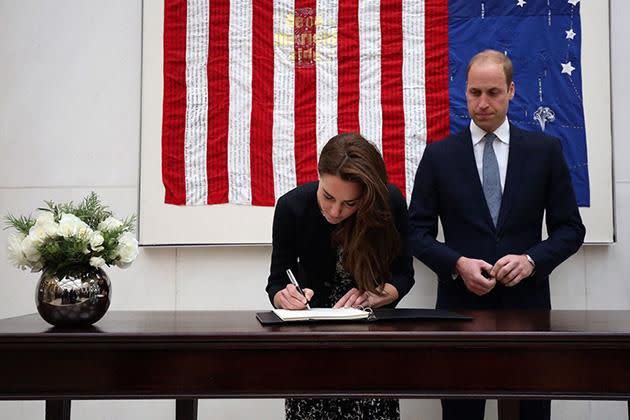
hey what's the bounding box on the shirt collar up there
[470,119,511,146]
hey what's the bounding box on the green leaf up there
[4,214,35,235]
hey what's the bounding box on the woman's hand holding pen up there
[273,284,314,310]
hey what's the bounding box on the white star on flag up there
[568,0,580,5]
[561,61,575,76]
[566,29,576,40]
[517,0,526,7]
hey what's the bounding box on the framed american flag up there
[139,0,613,246]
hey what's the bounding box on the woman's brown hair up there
[318,133,400,293]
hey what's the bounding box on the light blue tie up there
[482,133,502,226]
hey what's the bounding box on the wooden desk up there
[0,310,629,420]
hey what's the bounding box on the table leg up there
[45,400,71,420]
[176,399,198,420]
[497,399,520,420]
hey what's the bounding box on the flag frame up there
[139,0,613,246]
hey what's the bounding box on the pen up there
[286,268,311,310]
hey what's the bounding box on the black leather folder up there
[256,308,471,325]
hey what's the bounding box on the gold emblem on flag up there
[294,8,316,67]
[274,9,337,66]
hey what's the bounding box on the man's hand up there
[273,284,314,309]
[491,254,534,287]
[455,256,496,296]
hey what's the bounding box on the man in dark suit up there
[408,50,586,420]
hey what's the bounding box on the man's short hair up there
[466,49,513,86]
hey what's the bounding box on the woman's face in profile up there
[317,174,362,225]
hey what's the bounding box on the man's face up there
[466,61,515,133]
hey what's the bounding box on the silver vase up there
[36,267,111,327]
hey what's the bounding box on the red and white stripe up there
[315,0,339,158]
[403,0,427,197]
[162,0,450,206]
[271,0,297,204]
[227,0,253,204]
[358,1,383,154]
[184,0,209,205]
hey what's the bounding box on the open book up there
[272,307,371,322]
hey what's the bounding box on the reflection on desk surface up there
[0,310,630,341]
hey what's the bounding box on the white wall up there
[0,1,628,419]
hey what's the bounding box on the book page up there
[272,307,369,321]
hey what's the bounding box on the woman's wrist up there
[368,283,399,308]
[273,291,283,309]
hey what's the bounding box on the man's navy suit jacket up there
[408,124,585,310]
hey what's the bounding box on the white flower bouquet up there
[5,192,138,279]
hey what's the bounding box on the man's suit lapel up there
[496,125,525,231]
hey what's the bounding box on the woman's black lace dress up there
[284,249,400,420]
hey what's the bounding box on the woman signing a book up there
[265,132,415,420]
